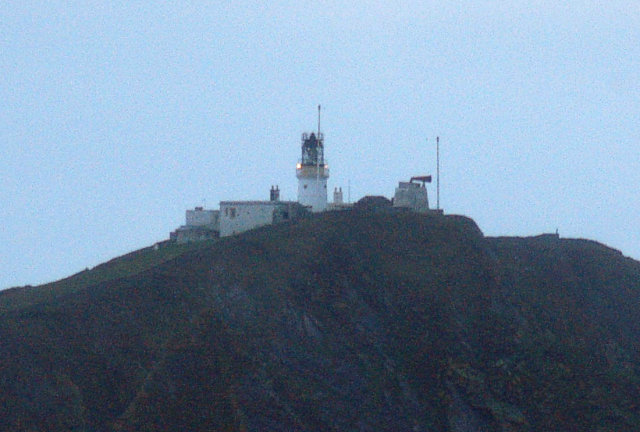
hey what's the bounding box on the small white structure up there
[296,132,329,212]
[186,207,219,227]
[327,186,352,211]
[393,176,431,212]
[170,207,220,243]
[333,187,343,205]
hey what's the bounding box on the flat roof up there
[219,200,299,206]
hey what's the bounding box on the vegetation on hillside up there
[1,211,638,431]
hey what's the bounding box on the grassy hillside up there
[0,241,210,313]
[1,210,639,431]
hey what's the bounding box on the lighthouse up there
[296,106,329,211]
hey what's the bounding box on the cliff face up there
[1,211,639,431]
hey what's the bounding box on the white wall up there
[219,202,278,237]
[393,182,430,212]
[296,165,329,212]
[297,178,327,212]
[186,208,219,227]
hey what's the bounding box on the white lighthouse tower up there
[296,106,329,212]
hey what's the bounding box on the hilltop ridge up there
[1,210,639,431]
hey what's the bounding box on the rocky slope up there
[1,210,639,431]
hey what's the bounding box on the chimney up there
[333,187,343,204]
[270,185,280,202]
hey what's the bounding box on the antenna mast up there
[436,136,440,210]
[316,105,321,184]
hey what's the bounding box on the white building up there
[296,132,329,212]
[186,207,219,227]
[219,186,307,237]
[393,177,431,212]
[170,207,220,243]
[219,201,276,237]
[219,201,306,237]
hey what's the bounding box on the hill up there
[1,210,639,431]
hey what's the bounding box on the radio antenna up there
[316,105,321,183]
[436,136,440,210]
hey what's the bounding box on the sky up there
[2,1,639,289]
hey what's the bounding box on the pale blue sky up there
[2,2,639,289]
